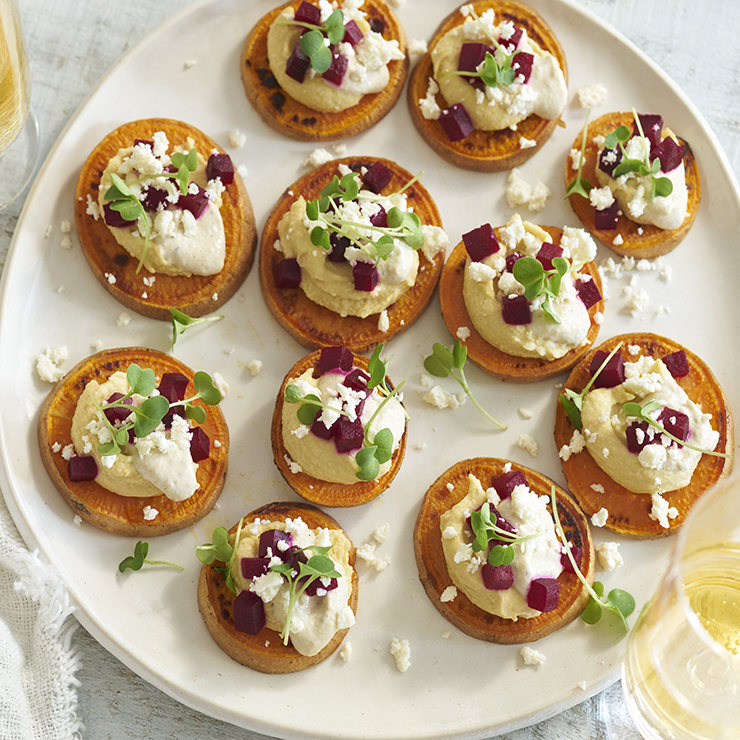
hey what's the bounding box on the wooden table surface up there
[2,0,739,738]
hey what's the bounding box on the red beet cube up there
[318,345,354,374]
[511,51,533,83]
[274,258,301,289]
[294,1,321,25]
[362,161,393,194]
[189,426,210,462]
[343,19,364,46]
[662,349,689,378]
[481,563,514,590]
[655,136,684,173]
[241,556,270,579]
[177,184,209,219]
[286,40,311,83]
[589,350,625,388]
[501,294,531,325]
[457,42,494,75]
[491,470,527,500]
[133,138,154,151]
[103,392,134,426]
[353,261,378,291]
[632,114,663,152]
[206,153,234,185]
[439,103,474,142]
[334,416,364,452]
[323,52,348,86]
[369,205,388,228]
[594,201,620,230]
[527,577,561,612]
[498,26,523,51]
[462,223,499,262]
[561,545,582,574]
[233,590,266,635]
[343,367,370,394]
[259,529,293,558]
[626,420,651,453]
[505,251,523,272]
[103,203,131,228]
[536,242,563,271]
[311,416,337,440]
[658,407,690,445]
[68,455,98,482]
[576,277,602,309]
[304,577,338,596]
[598,146,623,178]
[158,372,189,403]
[141,185,168,213]
[328,232,350,263]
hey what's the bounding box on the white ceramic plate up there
[1,0,737,738]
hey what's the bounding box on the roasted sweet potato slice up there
[565,112,701,258]
[271,349,406,507]
[259,156,445,353]
[197,501,358,673]
[74,118,257,320]
[407,0,567,172]
[554,333,733,539]
[38,347,229,537]
[414,457,594,644]
[240,0,408,142]
[440,225,604,382]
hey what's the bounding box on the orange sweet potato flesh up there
[271,349,406,507]
[565,112,701,258]
[197,501,358,673]
[38,347,229,537]
[74,118,257,320]
[407,0,567,172]
[554,333,733,539]
[440,225,604,382]
[414,457,594,644]
[240,0,408,142]
[259,156,445,353]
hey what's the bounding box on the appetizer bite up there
[414,458,594,643]
[408,0,568,171]
[565,111,700,258]
[272,345,407,507]
[75,118,257,320]
[197,501,358,673]
[241,0,408,141]
[440,214,604,382]
[555,334,733,538]
[260,156,448,352]
[38,347,228,536]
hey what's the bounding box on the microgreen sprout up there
[512,255,572,323]
[195,526,233,565]
[565,108,593,200]
[623,400,730,458]
[470,502,540,566]
[118,540,183,573]
[423,339,507,430]
[270,544,342,645]
[550,488,635,630]
[170,308,224,351]
[94,364,222,456]
[305,171,424,266]
[559,342,624,430]
[275,9,345,73]
[103,148,199,273]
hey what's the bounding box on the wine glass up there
[0,0,39,208]
[621,472,740,739]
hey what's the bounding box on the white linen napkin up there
[0,493,81,740]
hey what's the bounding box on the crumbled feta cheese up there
[408,37,428,56]
[596,541,623,571]
[559,429,586,461]
[372,523,390,543]
[591,507,608,527]
[591,483,605,494]
[117,312,133,327]
[649,492,678,529]
[440,585,457,602]
[519,137,536,149]
[456,326,471,341]
[284,455,303,474]
[302,147,334,168]
[378,309,390,332]
[228,129,246,148]
[184,59,197,69]
[247,359,263,377]
[613,234,624,246]
[340,641,352,662]
[390,638,411,672]
[73,514,82,527]
[518,407,533,420]
[576,83,607,108]
[506,168,550,212]
[423,385,466,410]
[36,346,68,383]
[61,235,72,249]
[516,433,539,458]
[520,646,546,666]
[213,372,229,398]
[142,505,158,521]
[419,77,441,120]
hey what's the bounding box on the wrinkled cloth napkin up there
[0,493,81,740]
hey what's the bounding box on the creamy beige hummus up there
[580,356,720,493]
[463,214,596,360]
[71,371,199,501]
[232,518,354,657]
[431,14,567,131]
[99,136,226,277]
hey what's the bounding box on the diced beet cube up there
[576,277,602,309]
[311,416,337,441]
[501,294,531,325]
[655,136,684,173]
[158,372,189,403]
[561,545,582,574]
[68,455,98,482]
[492,470,527,500]
[189,426,210,462]
[323,52,348,86]
[353,261,378,292]
[598,145,622,178]
[318,345,354,374]
[489,506,516,536]
[662,349,689,378]
[103,203,132,228]
[304,577,339,596]
[274,257,301,289]
[527,577,561,612]
[511,51,533,83]
[343,367,370,394]
[259,529,293,558]
[536,242,563,271]
[481,563,514,590]
[286,40,311,83]
[343,19,364,46]
[294,1,321,25]
[498,26,523,51]
[133,138,154,151]
[283,545,309,572]
[241,556,270,579]
[626,420,650,453]
[334,415,364,453]
[206,153,234,185]
[438,103,475,142]
[457,43,494,76]
[103,392,134,426]
[177,185,209,219]
[462,224,499,262]
[369,205,388,228]
[233,590,266,635]
[658,407,690,445]
[505,252,523,272]
[362,161,393,194]
[141,185,168,213]
[594,201,620,230]
[632,114,663,152]
[328,232,351,263]
[589,350,625,388]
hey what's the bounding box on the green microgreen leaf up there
[133,395,170,438]
[300,30,332,74]
[127,364,157,397]
[170,308,224,351]
[196,526,233,565]
[565,108,594,200]
[469,502,539,555]
[118,540,183,573]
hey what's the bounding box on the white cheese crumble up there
[228,129,246,148]
[590,507,608,527]
[505,168,550,212]
[519,137,537,149]
[340,641,352,662]
[649,492,678,529]
[516,433,539,458]
[456,326,471,341]
[302,148,334,168]
[422,385,466,410]
[142,505,159,521]
[576,83,607,108]
[247,359,263,377]
[390,638,411,673]
[520,646,546,667]
[36,346,68,383]
[378,309,390,332]
[284,454,303,474]
[116,312,133,327]
[440,585,457,602]
[596,541,623,571]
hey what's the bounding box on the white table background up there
[2,0,739,737]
